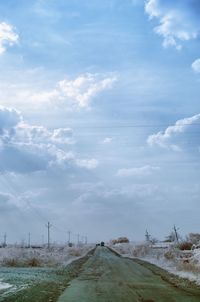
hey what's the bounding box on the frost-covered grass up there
[0,244,95,301]
[0,244,94,267]
[110,242,200,285]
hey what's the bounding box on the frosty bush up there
[178,241,193,251]
[111,237,129,245]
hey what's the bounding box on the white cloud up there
[147,113,200,151]
[117,165,160,177]
[76,158,99,170]
[102,137,113,144]
[145,0,200,49]
[13,123,74,147]
[191,58,200,73]
[29,89,59,104]
[58,73,117,108]
[0,106,98,173]
[27,73,117,109]
[51,128,74,144]
[0,22,19,54]
[0,106,22,130]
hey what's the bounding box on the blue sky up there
[0,0,200,244]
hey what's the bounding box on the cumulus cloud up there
[0,106,98,173]
[0,106,22,131]
[51,128,74,144]
[0,22,19,54]
[145,0,200,49]
[117,165,160,177]
[28,73,117,109]
[147,113,200,151]
[191,58,200,73]
[76,158,99,170]
[58,73,117,108]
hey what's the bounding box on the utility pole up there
[68,231,71,244]
[85,236,88,245]
[46,222,52,249]
[173,225,179,243]
[145,230,151,242]
[3,233,7,247]
[28,232,31,248]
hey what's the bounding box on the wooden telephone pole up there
[46,222,52,249]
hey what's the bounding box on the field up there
[0,245,94,302]
[1,243,200,301]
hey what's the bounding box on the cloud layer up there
[191,58,200,73]
[28,73,117,109]
[0,106,98,173]
[145,0,200,49]
[117,165,160,177]
[147,113,200,151]
[0,22,19,54]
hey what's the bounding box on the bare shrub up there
[117,237,129,243]
[111,237,129,245]
[27,257,41,267]
[178,241,193,251]
[2,258,19,267]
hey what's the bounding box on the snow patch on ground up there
[0,280,12,290]
[141,255,200,285]
[111,242,200,285]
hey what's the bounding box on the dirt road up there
[58,246,200,302]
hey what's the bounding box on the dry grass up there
[2,257,41,267]
[26,257,41,267]
[2,258,19,267]
[132,245,151,258]
[178,241,193,251]
[68,248,81,257]
[0,245,93,268]
[176,262,200,274]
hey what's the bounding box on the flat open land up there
[1,247,200,301]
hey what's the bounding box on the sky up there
[0,0,200,244]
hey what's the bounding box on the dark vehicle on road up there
[100,241,105,246]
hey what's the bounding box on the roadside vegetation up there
[110,232,200,284]
[0,244,92,267]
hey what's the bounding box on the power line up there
[70,123,200,129]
